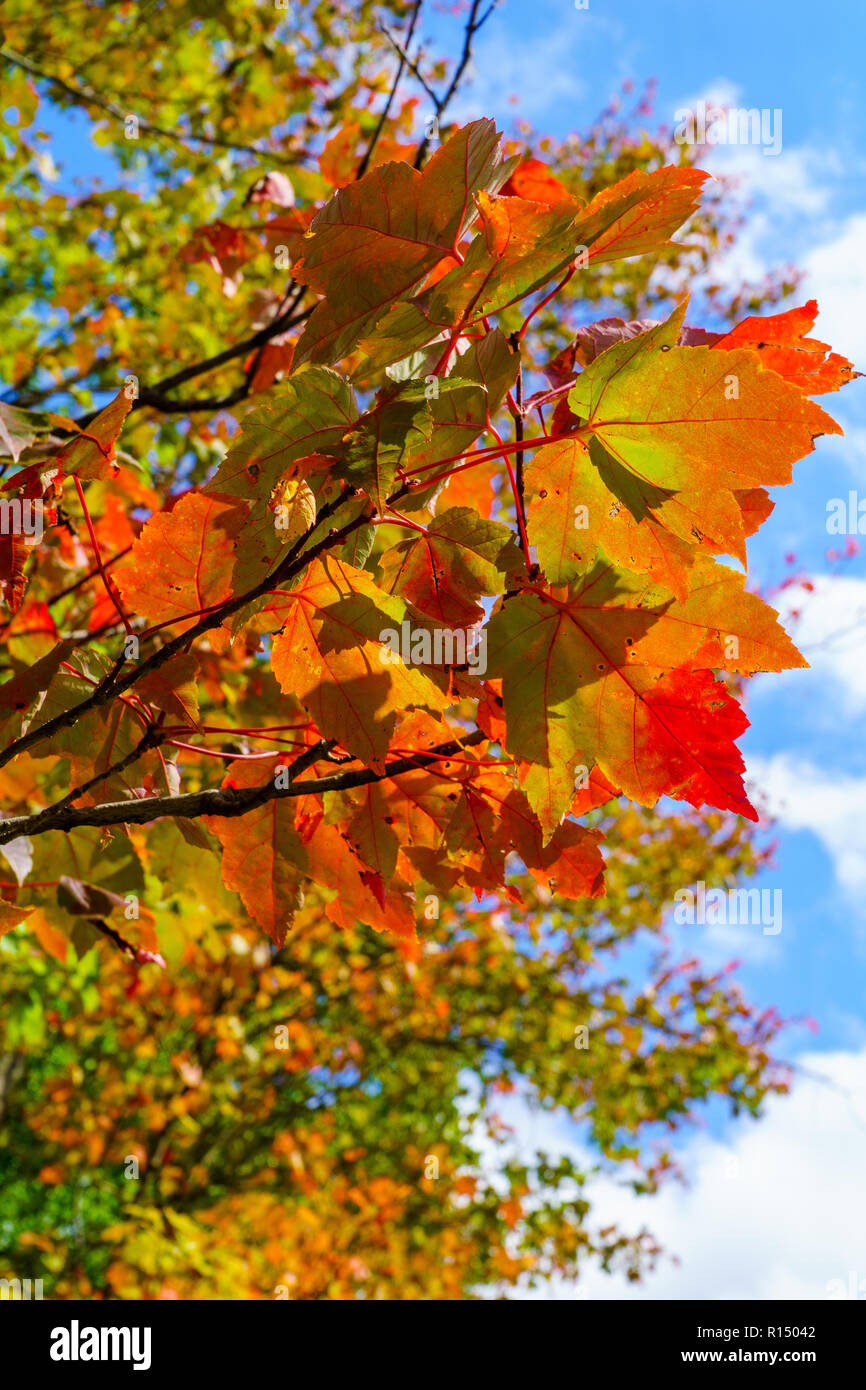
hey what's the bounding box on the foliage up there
[0,799,785,1299]
[0,0,856,1298]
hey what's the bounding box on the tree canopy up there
[0,0,855,1299]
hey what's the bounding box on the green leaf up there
[208,366,357,499]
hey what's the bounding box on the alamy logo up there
[49,1320,152,1371]
[826,1271,866,1299]
[826,492,866,534]
[379,621,487,675]
[673,881,782,935]
[674,100,782,156]
[0,1276,43,1299]
[0,498,43,545]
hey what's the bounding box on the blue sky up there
[423,0,866,1298]
[16,0,866,1298]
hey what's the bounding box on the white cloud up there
[698,914,782,964]
[709,144,835,216]
[801,213,866,363]
[748,752,866,898]
[508,1050,866,1300]
[690,145,840,297]
[746,575,866,908]
[773,575,866,714]
[830,424,866,478]
[673,77,744,115]
[665,76,837,219]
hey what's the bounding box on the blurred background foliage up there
[1,798,785,1298]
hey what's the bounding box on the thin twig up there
[378,22,441,110]
[73,477,132,634]
[47,546,133,608]
[509,333,527,532]
[412,0,498,168]
[356,1,423,179]
[77,303,312,426]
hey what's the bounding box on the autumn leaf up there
[379,506,522,628]
[52,389,134,481]
[544,316,659,382]
[501,158,574,206]
[20,652,166,802]
[333,778,401,886]
[525,436,696,601]
[624,555,807,677]
[303,820,416,938]
[26,907,71,963]
[569,165,709,265]
[340,388,434,513]
[318,121,415,187]
[179,220,261,296]
[246,171,295,208]
[0,896,32,937]
[454,760,606,896]
[0,638,79,734]
[269,556,449,761]
[136,654,201,728]
[208,366,357,500]
[294,119,511,365]
[367,330,518,476]
[203,756,306,947]
[484,564,774,827]
[566,305,841,561]
[551,301,860,397]
[359,194,581,370]
[711,299,860,395]
[354,711,467,870]
[269,474,317,547]
[0,402,55,462]
[0,529,29,614]
[502,790,605,899]
[116,492,247,632]
[246,338,296,395]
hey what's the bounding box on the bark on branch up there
[0,730,486,844]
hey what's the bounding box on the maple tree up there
[0,0,858,1298]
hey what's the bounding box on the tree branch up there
[6,4,501,430]
[29,3,500,428]
[76,299,312,427]
[412,0,498,168]
[0,730,486,843]
[16,718,166,840]
[509,335,526,528]
[0,490,368,769]
[0,1052,25,1129]
[47,546,133,608]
